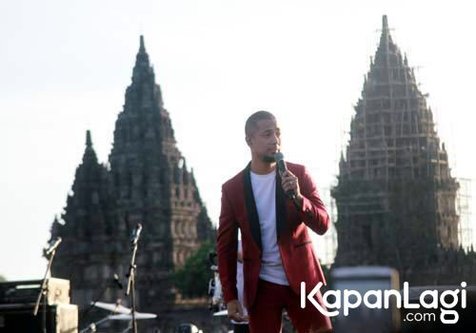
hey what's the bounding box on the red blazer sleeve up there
[216,184,239,303]
[294,165,330,235]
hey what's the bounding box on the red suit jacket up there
[217,162,330,309]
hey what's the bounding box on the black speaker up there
[0,303,78,333]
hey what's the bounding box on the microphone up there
[113,273,123,290]
[43,237,62,257]
[274,152,296,200]
[130,223,142,246]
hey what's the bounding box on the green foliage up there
[174,240,215,298]
[0,275,6,282]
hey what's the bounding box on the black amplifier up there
[0,303,78,333]
[0,279,70,305]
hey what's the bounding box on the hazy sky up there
[1,0,475,280]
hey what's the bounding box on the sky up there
[1,0,475,280]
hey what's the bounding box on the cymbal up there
[213,310,228,316]
[92,301,131,314]
[108,312,157,320]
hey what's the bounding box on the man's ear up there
[245,136,252,146]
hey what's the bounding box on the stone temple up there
[332,16,476,285]
[48,36,214,324]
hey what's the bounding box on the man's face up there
[247,118,281,163]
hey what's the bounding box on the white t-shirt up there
[250,170,289,285]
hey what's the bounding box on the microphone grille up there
[274,152,284,162]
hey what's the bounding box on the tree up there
[174,241,215,298]
[0,275,6,282]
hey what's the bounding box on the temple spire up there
[132,35,152,84]
[82,130,98,164]
[86,130,92,148]
[377,15,393,49]
[139,35,146,53]
[136,35,149,62]
[382,15,389,36]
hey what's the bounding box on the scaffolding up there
[333,15,460,269]
[313,186,338,266]
[457,178,473,251]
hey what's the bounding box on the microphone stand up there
[33,247,58,333]
[126,224,142,333]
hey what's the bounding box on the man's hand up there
[226,299,248,322]
[280,170,303,204]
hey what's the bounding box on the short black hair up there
[245,111,276,137]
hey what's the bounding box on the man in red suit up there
[217,111,333,333]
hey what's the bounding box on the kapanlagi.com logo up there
[300,281,467,324]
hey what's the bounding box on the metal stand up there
[79,316,110,333]
[81,274,123,324]
[121,321,133,333]
[126,223,142,333]
[81,284,109,323]
[33,246,58,333]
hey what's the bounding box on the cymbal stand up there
[79,316,110,333]
[121,321,133,333]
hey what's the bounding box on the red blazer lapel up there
[243,163,262,251]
